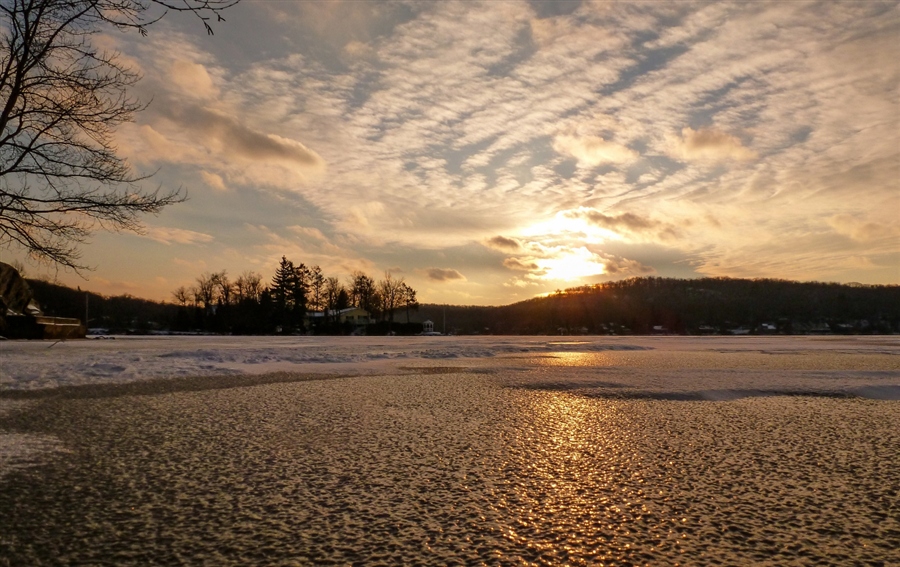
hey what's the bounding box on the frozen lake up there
[1,336,898,564]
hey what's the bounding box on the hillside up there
[414,278,900,335]
[26,276,900,335]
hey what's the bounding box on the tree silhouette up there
[401,282,418,324]
[377,272,404,324]
[0,0,238,270]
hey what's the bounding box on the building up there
[307,307,374,329]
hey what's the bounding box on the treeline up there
[169,257,419,334]
[27,275,900,336]
[28,279,180,333]
[415,277,900,335]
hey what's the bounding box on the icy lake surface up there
[1,335,898,565]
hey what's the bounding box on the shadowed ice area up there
[0,337,898,564]
[0,385,898,564]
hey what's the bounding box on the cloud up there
[669,127,757,162]
[827,214,898,243]
[286,225,328,241]
[200,171,227,191]
[553,134,638,166]
[172,257,206,269]
[92,3,899,305]
[169,59,218,100]
[141,227,214,246]
[424,268,466,282]
[570,209,657,231]
[485,236,522,252]
[344,40,375,59]
[169,106,324,168]
[600,255,655,275]
[540,207,683,243]
[503,258,539,271]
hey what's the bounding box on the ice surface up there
[1,336,898,564]
[1,335,897,397]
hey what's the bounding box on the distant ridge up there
[26,276,900,336]
[413,277,900,336]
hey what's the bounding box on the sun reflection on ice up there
[535,351,616,367]
[499,390,658,563]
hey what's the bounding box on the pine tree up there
[271,256,294,331]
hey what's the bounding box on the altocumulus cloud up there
[64,1,897,305]
[485,236,523,252]
[669,127,756,162]
[425,268,466,282]
[553,134,638,167]
[503,258,540,271]
[565,208,682,241]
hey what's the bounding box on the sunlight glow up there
[521,212,623,243]
[536,247,606,281]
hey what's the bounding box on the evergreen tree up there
[271,256,294,331]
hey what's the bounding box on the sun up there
[537,247,606,281]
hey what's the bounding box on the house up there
[1,261,85,339]
[307,307,374,328]
[335,307,374,325]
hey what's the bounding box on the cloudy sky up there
[17,0,900,305]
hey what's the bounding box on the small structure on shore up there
[421,319,442,335]
[0,262,85,339]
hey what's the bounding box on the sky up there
[9,0,900,305]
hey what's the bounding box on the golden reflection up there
[500,389,649,563]
[535,351,615,367]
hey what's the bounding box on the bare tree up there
[211,270,232,305]
[172,285,189,306]
[234,270,262,304]
[0,0,238,270]
[324,276,343,323]
[189,284,201,307]
[377,272,405,324]
[194,272,216,312]
[348,270,376,312]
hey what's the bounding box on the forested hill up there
[416,278,900,335]
[27,279,180,333]
[27,276,900,335]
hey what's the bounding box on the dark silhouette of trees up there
[401,282,418,324]
[270,256,307,332]
[348,271,377,314]
[412,277,900,335]
[166,258,418,335]
[377,272,404,324]
[24,270,899,337]
[0,0,238,270]
[308,265,324,311]
[322,276,342,324]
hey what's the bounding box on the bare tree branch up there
[0,0,238,271]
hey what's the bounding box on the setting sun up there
[537,247,607,281]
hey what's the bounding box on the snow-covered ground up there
[1,334,897,397]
